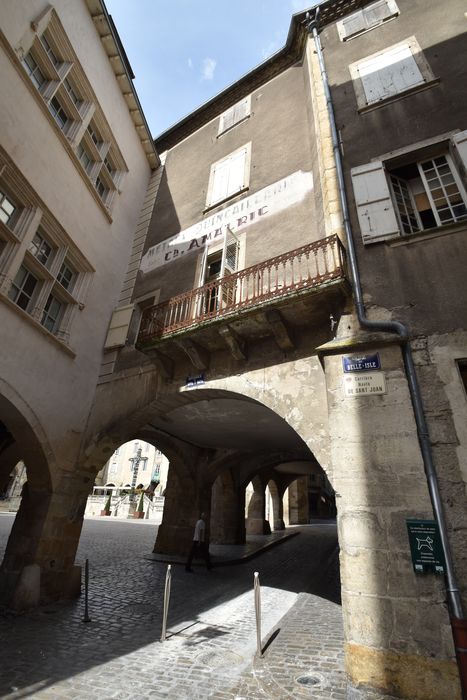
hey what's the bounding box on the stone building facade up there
[0,0,157,605]
[0,1,466,699]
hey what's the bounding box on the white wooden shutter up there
[358,43,424,104]
[233,96,250,123]
[220,226,239,307]
[452,130,467,176]
[219,106,235,134]
[220,226,240,277]
[104,304,134,349]
[210,158,230,205]
[337,0,398,41]
[351,161,400,244]
[338,11,365,40]
[364,0,398,26]
[226,148,247,197]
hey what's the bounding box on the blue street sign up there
[343,353,381,373]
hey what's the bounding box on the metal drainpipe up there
[305,4,464,631]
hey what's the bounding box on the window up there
[41,294,62,332]
[40,33,60,68]
[87,123,102,150]
[48,95,69,131]
[349,37,436,109]
[351,130,467,244]
[57,261,75,291]
[206,144,251,208]
[29,230,54,267]
[218,96,251,135]
[22,53,46,91]
[77,142,93,173]
[8,265,39,311]
[458,361,467,398]
[0,191,16,227]
[337,0,399,41]
[95,176,109,201]
[64,78,81,107]
[390,156,467,233]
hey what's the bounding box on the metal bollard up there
[254,571,262,657]
[160,564,172,642]
[82,558,91,623]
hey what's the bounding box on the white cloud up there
[201,57,217,81]
[187,57,193,70]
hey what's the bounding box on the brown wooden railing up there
[137,234,346,344]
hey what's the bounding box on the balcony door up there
[199,226,240,315]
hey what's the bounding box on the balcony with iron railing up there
[136,235,349,369]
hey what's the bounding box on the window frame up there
[337,0,399,42]
[351,131,467,244]
[349,36,437,112]
[218,95,251,136]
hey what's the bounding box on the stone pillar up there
[245,477,270,535]
[153,467,198,556]
[319,324,461,700]
[211,470,246,544]
[0,471,90,609]
[267,480,285,531]
[287,476,309,524]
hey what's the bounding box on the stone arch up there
[0,381,56,608]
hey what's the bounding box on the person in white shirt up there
[185,512,212,572]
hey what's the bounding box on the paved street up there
[0,514,345,699]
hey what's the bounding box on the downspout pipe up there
[305,8,464,628]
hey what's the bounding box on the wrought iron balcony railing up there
[137,234,346,345]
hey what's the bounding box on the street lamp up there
[128,447,143,504]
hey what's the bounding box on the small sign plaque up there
[406,519,446,574]
[343,372,386,396]
[343,353,381,373]
[185,373,205,389]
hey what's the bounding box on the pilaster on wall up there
[305,38,344,241]
[98,156,166,381]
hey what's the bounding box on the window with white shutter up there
[218,96,251,135]
[349,37,436,110]
[337,0,399,41]
[352,131,467,244]
[206,144,251,208]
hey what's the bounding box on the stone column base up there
[346,644,461,700]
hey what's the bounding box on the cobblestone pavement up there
[0,515,344,699]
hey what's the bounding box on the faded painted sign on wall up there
[140,170,313,273]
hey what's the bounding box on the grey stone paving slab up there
[0,516,343,699]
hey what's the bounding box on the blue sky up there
[105,0,318,137]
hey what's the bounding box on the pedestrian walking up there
[185,512,212,571]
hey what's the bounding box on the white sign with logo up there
[140,170,313,273]
[343,372,387,397]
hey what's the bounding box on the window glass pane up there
[64,78,81,106]
[0,191,16,226]
[419,156,467,225]
[41,294,62,332]
[9,266,38,311]
[58,262,75,291]
[40,34,60,67]
[29,231,54,266]
[49,97,68,130]
[22,53,46,90]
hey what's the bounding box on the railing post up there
[82,558,91,623]
[160,564,172,642]
[254,571,262,657]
